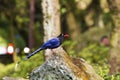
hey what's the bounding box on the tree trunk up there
[66,12,80,41]
[66,12,80,54]
[42,0,61,60]
[9,14,17,63]
[29,0,35,50]
[107,0,120,74]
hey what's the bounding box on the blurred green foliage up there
[79,43,109,64]
[0,51,44,79]
[0,28,8,46]
[13,51,44,78]
[64,40,110,64]
[94,64,120,80]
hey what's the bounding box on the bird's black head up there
[57,33,69,38]
[57,33,69,43]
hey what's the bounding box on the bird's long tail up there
[23,47,42,60]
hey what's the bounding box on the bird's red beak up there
[64,34,69,38]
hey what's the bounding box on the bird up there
[15,33,69,71]
[23,33,69,60]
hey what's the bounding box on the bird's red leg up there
[51,49,53,52]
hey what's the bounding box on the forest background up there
[0,0,120,79]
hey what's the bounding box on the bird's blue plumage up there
[41,38,60,49]
[26,38,61,59]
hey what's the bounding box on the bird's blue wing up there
[41,38,60,49]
